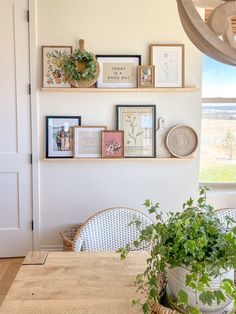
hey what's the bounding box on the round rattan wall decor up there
[166,125,198,158]
[62,39,100,88]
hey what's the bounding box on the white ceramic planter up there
[167,266,234,314]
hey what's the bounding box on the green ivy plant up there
[118,188,236,314]
[62,49,96,82]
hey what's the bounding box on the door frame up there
[29,0,40,250]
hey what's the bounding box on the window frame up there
[200,97,236,189]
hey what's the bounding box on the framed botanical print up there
[150,44,185,88]
[101,131,124,158]
[46,116,81,158]
[96,55,141,88]
[73,126,107,158]
[116,105,156,158]
[42,46,72,88]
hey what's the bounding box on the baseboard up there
[40,245,63,251]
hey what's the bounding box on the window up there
[200,56,236,185]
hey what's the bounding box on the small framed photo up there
[96,55,141,88]
[46,116,81,158]
[116,105,156,158]
[42,46,72,88]
[150,44,185,88]
[73,126,107,158]
[101,131,124,158]
[138,65,155,88]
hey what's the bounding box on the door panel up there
[0,0,32,257]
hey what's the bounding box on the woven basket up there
[60,224,83,251]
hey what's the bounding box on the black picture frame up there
[96,55,141,88]
[116,105,156,158]
[46,116,81,158]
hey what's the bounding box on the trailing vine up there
[62,49,96,82]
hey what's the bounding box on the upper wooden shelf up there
[43,157,195,162]
[41,86,198,93]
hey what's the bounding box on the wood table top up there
[0,251,149,314]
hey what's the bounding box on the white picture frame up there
[150,44,185,88]
[73,126,107,158]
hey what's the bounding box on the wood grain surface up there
[0,251,149,314]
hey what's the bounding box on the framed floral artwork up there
[73,126,107,158]
[150,44,185,87]
[42,46,72,88]
[96,55,141,88]
[46,116,81,158]
[116,105,156,158]
[101,131,124,158]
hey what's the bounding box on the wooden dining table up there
[0,251,149,314]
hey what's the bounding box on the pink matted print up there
[102,131,124,158]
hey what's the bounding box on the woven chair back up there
[73,207,153,252]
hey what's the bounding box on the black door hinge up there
[27,10,30,23]
[28,84,31,95]
[30,154,32,164]
[31,220,34,231]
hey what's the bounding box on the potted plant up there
[118,188,236,314]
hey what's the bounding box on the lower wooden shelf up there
[43,157,195,162]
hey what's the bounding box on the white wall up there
[37,0,202,248]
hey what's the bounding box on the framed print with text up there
[96,55,141,88]
[116,105,156,158]
[46,116,81,158]
[150,44,184,88]
[73,126,107,158]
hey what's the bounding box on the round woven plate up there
[166,125,198,158]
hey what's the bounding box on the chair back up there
[73,207,153,252]
[216,208,236,225]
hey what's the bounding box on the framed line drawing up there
[150,44,185,88]
[46,116,81,158]
[116,105,156,158]
[73,126,107,158]
[42,46,72,88]
[101,130,124,158]
[96,55,141,88]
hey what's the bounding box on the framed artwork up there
[73,126,107,158]
[42,46,72,88]
[96,55,141,88]
[116,105,156,158]
[46,116,81,158]
[138,65,155,88]
[150,44,185,88]
[101,131,124,158]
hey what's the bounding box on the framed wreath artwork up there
[101,131,124,158]
[46,116,81,158]
[116,105,156,158]
[42,46,72,88]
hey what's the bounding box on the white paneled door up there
[0,0,32,257]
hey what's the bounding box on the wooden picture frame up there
[42,46,72,88]
[150,44,185,88]
[46,116,81,158]
[138,65,155,88]
[101,131,124,158]
[96,55,141,88]
[73,126,107,158]
[116,105,156,158]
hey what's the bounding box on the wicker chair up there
[73,207,153,252]
[216,208,236,225]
